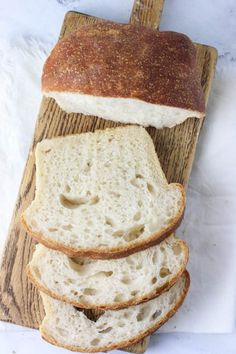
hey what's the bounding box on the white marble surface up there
[0,0,236,353]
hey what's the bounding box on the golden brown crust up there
[42,22,205,114]
[21,183,185,260]
[40,271,190,352]
[26,240,189,310]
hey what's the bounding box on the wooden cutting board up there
[0,0,217,353]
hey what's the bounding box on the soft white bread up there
[22,126,185,259]
[27,235,188,310]
[42,23,205,129]
[40,271,190,353]
[46,92,204,129]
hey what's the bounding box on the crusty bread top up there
[42,22,205,114]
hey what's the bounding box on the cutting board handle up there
[130,0,165,29]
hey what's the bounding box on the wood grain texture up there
[0,2,217,354]
[130,0,165,29]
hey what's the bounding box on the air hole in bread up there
[130,178,139,188]
[68,259,83,272]
[43,148,51,154]
[160,246,165,253]
[136,263,143,270]
[147,183,154,194]
[83,161,92,174]
[124,312,130,319]
[62,224,73,231]
[71,290,78,296]
[68,258,92,272]
[70,258,85,266]
[138,200,142,207]
[152,252,158,264]
[112,230,124,238]
[130,174,144,188]
[126,258,134,266]
[91,338,100,346]
[152,310,162,320]
[172,243,182,255]
[74,308,104,322]
[131,290,139,296]
[133,211,141,221]
[152,277,157,284]
[136,174,143,179]
[95,271,113,277]
[60,194,99,209]
[65,184,71,193]
[121,276,131,284]
[136,306,150,321]
[123,225,144,242]
[114,294,123,302]
[105,217,114,227]
[98,327,112,333]
[160,267,171,278]
[109,191,121,198]
[48,227,58,232]
[83,288,97,296]
[97,324,107,331]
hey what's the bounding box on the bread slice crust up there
[21,185,184,259]
[40,271,190,353]
[26,239,189,310]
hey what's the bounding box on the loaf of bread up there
[27,235,188,310]
[40,271,189,352]
[42,22,205,129]
[22,126,185,259]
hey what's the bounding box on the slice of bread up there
[42,22,205,129]
[40,271,190,352]
[22,126,185,259]
[27,235,188,310]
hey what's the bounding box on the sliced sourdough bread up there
[40,271,190,352]
[21,126,185,259]
[42,22,205,129]
[27,235,188,310]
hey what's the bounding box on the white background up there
[0,0,236,353]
